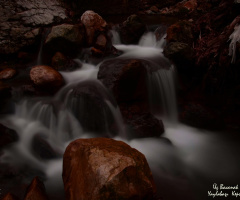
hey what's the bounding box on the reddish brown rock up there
[81,10,107,45]
[30,65,64,89]
[0,68,17,80]
[95,34,107,50]
[24,177,48,200]
[51,52,79,71]
[2,193,19,200]
[63,138,156,200]
[150,6,159,13]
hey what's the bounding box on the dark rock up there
[180,102,225,130]
[31,134,61,160]
[98,59,150,103]
[44,24,85,57]
[164,42,194,72]
[166,20,194,45]
[0,68,17,80]
[126,113,164,138]
[51,52,80,71]
[63,138,157,200]
[119,15,147,44]
[24,177,48,200]
[0,124,18,149]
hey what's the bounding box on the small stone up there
[0,68,17,80]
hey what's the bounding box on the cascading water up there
[0,26,240,200]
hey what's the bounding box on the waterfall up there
[37,28,51,65]
[110,29,121,45]
[1,26,239,200]
[229,24,240,63]
[148,65,178,122]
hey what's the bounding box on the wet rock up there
[81,10,107,45]
[0,68,17,80]
[51,52,80,71]
[2,193,19,200]
[98,59,149,103]
[166,20,194,45]
[119,15,147,44]
[44,24,85,57]
[0,0,67,54]
[30,65,64,90]
[126,113,164,138]
[180,102,225,130]
[32,134,61,160]
[0,124,18,149]
[63,138,156,200]
[24,177,48,200]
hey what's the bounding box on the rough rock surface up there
[0,0,67,54]
[24,177,48,200]
[30,65,64,89]
[63,138,156,200]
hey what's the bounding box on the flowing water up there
[0,27,240,200]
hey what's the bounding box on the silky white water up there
[0,28,239,200]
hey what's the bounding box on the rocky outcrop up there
[30,65,64,90]
[0,68,17,80]
[0,123,18,149]
[0,0,67,55]
[63,138,156,200]
[119,15,147,44]
[24,177,49,200]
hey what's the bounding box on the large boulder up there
[81,10,107,45]
[63,138,156,200]
[30,65,64,90]
[24,177,48,200]
[119,15,147,44]
[44,24,85,57]
[0,0,67,54]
